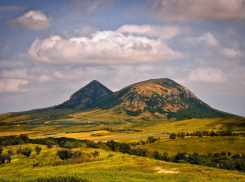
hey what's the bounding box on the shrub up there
[170,133,176,139]
[0,154,5,164]
[92,151,99,157]
[8,149,14,155]
[57,149,73,160]
[46,140,56,149]
[22,147,32,157]
[5,154,11,163]
[35,146,42,155]
[17,148,22,154]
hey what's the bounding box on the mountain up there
[0,78,238,125]
[100,78,236,119]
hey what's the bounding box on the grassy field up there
[135,136,245,156]
[1,144,245,182]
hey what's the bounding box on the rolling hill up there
[0,78,238,125]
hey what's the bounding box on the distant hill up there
[0,78,238,125]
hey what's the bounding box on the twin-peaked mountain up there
[0,79,237,125]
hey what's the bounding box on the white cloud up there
[117,24,180,39]
[184,33,219,47]
[28,25,181,64]
[12,10,51,30]
[0,79,29,92]
[149,0,245,22]
[189,67,226,83]
[219,48,243,58]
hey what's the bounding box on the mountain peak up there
[57,80,113,111]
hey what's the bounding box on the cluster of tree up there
[0,134,29,146]
[129,136,160,146]
[102,128,142,133]
[169,130,241,139]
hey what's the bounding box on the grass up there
[1,144,245,182]
[135,136,245,156]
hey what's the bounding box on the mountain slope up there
[101,78,236,119]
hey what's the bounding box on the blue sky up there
[0,0,245,116]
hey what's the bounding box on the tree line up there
[169,130,244,139]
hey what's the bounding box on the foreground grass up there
[1,144,245,181]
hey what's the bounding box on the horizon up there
[0,0,245,117]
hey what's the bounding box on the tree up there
[35,146,42,155]
[19,134,29,143]
[211,130,216,137]
[0,146,3,154]
[22,147,32,157]
[170,133,176,139]
[180,132,185,139]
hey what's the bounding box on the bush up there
[170,133,176,139]
[92,151,99,157]
[0,146,3,154]
[17,148,22,154]
[22,147,32,157]
[0,154,6,164]
[57,149,73,160]
[5,154,11,163]
[35,146,42,155]
[8,149,14,155]
[46,140,56,149]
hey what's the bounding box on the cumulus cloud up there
[189,67,226,83]
[184,33,219,47]
[117,24,180,39]
[219,48,243,58]
[27,25,181,64]
[149,0,245,22]
[0,79,29,92]
[12,10,51,30]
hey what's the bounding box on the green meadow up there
[1,144,245,182]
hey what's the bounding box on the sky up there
[0,0,245,117]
